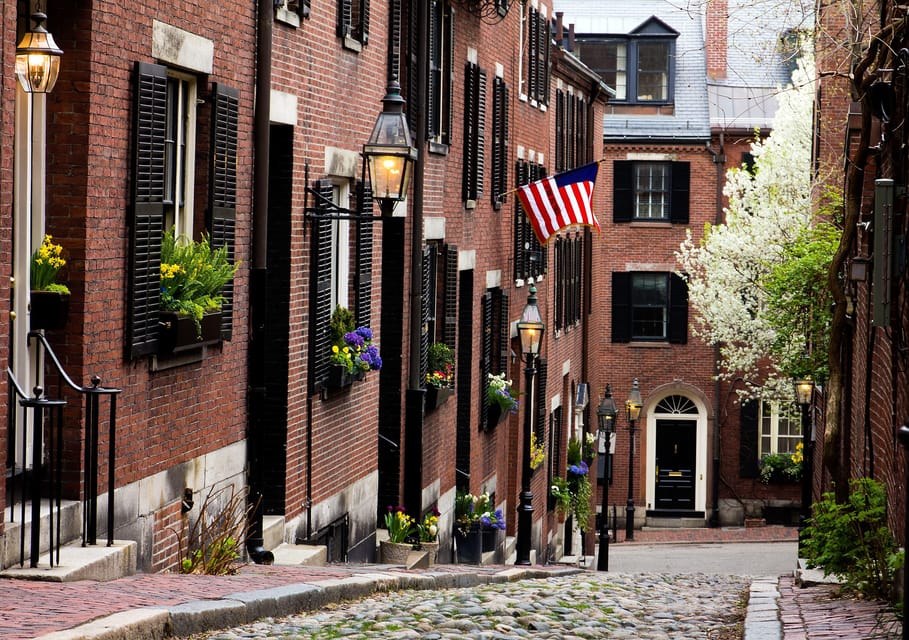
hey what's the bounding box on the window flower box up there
[325,364,365,390]
[159,310,222,354]
[425,386,453,411]
[30,290,70,331]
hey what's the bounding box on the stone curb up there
[743,576,782,640]
[33,567,584,640]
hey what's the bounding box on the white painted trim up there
[270,90,298,126]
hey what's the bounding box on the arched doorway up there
[645,393,708,518]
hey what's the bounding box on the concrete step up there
[644,518,708,529]
[262,515,285,550]
[0,539,136,582]
[1,499,82,570]
[271,542,327,566]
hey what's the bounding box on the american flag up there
[516,162,600,245]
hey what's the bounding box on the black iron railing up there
[6,332,121,568]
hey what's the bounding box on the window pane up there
[637,41,669,101]
[634,163,669,219]
[578,40,626,100]
[631,273,667,339]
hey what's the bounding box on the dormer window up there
[575,17,677,105]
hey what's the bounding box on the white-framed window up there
[163,71,197,237]
[330,181,352,311]
[634,163,670,220]
[759,401,802,456]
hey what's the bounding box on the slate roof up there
[553,0,814,139]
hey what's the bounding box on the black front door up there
[654,419,696,511]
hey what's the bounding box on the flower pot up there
[30,290,70,331]
[425,386,453,411]
[325,365,366,390]
[159,310,222,354]
[481,527,497,552]
[419,540,440,565]
[379,539,413,564]
[487,403,507,429]
[453,527,482,564]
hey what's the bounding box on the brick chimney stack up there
[706,0,728,80]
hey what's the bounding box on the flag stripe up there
[516,162,600,245]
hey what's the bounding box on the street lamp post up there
[794,377,814,553]
[897,423,909,640]
[363,80,417,216]
[625,379,643,541]
[596,385,617,570]
[515,284,544,565]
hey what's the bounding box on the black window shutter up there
[442,244,458,349]
[539,11,550,104]
[554,238,564,331]
[463,62,486,202]
[311,180,335,386]
[480,291,493,430]
[427,0,441,139]
[535,358,548,445]
[421,245,433,382]
[389,0,402,81]
[513,160,529,280]
[497,289,509,374]
[357,0,370,44]
[337,0,352,38]
[475,69,487,197]
[491,76,508,209]
[613,161,633,222]
[611,272,631,343]
[355,181,374,327]
[209,83,240,341]
[555,91,564,172]
[740,400,760,478]
[668,272,688,344]
[129,61,167,358]
[444,5,454,145]
[670,162,690,224]
[527,9,538,99]
[405,0,419,136]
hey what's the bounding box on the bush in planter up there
[487,372,518,413]
[426,342,454,388]
[759,443,802,483]
[160,230,238,336]
[31,234,69,295]
[550,436,594,532]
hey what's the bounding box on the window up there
[613,161,689,223]
[462,61,487,204]
[525,5,550,105]
[128,62,239,357]
[611,272,687,343]
[513,159,547,281]
[163,73,197,238]
[420,242,457,382]
[479,287,509,430]
[554,232,583,332]
[425,0,453,146]
[337,0,370,50]
[490,75,509,208]
[311,179,375,386]
[555,89,589,173]
[574,18,677,104]
[759,402,802,456]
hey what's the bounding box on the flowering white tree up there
[677,49,831,400]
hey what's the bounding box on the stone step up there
[270,542,328,566]
[262,515,285,550]
[1,499,82,570]
[644,518,708,529]
[0,539,136,582]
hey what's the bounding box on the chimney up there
[706,0,728,80]
[556,12,564,45]
[568,23,575,52]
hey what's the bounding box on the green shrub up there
[802,477,898,600]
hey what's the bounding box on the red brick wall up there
[705,0,728,80]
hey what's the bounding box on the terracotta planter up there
[30,290,70,331]
[419,540,440,565]
[425,386,453,411]
[159,310,222,354]
[325,365,366,390]
[379,539,413,564]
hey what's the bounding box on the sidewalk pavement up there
[0,525,899,640]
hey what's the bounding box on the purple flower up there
[568,464,580,475]
[355,326,373,341]
[578,460,589,475]
[480,515,491,527]
[344,331,365,349]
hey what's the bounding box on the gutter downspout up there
[247,0,274,564]
[706,133,725,527]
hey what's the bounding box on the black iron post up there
[798,400,811,552]
[625,417,636,541]
[596,385,617,571]
[515,351,536,565]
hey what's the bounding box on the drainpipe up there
[246,0,274,565]
[705,134,725,527]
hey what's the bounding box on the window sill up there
[627,220,673,228]
[428,142,449,156]
[342,36,363,53]
[276,8,301,27]
[627,340,671,348]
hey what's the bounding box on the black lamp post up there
[515,284,544,565]
[897,423,909,640]
[625,379,643,541]
[363,80,417,216]
[794,377,814,553]
[596,384,617,570]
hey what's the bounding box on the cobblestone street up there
[195,572,750,639]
